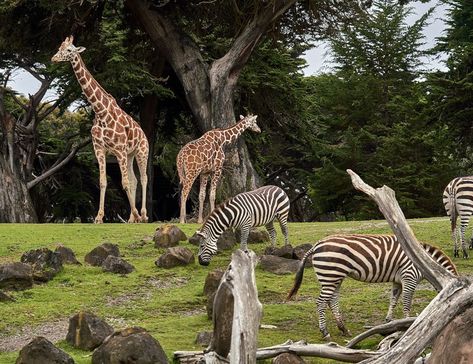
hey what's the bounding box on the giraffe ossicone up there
[177,114,260,224]
[52,35,150,224]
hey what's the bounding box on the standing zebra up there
[443,176,473,258]
[287,234,457,340]
[196,185,290,266]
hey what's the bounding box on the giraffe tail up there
[287,244,317,300]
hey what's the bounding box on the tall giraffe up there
[177,114,260,224]
[52,36,149,223]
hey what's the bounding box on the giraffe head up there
[240,114,260,133]
[51,36,86,63]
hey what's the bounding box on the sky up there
[8,0,448,100]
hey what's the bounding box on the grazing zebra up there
[196,185,290,266]
[443,176,473,258]
[287,234,457,340]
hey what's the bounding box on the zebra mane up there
[200,197,234,229]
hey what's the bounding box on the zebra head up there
[196,230,218,266]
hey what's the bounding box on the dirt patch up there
[0,318,69,353]
[105,290,153,307]
[146,276,190,290]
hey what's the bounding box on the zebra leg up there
[453,224,459,258]
[316,284,339,340]
[239,225,250,253]
[460,218,469,259]
[329,285,350,336]
[265,221,277,247]
[277,214,289,246]
[470,228,473,250]
[401,279,417,318]
[385,282,401,322]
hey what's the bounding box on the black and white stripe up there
[443,176,473,258]
[196,185,290,265]
[287,234,457,339]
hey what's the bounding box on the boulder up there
[102,256,134,275]
[195,331,213,347]
[153,224,187,248]
[206,291,216,320]
[20,248,63,282]
[264,244,294,259]
[55,245,81,265]
[92,327,168,364]
[188,232,202,246]
[217,229,237,251]
[260,255,300,275]
[273,353,306,364]
[85,243,120,267]
[66,311,114,351]
[155,247,194,268]
[236,228,270,244]
[0,290,15,302]
[293,243,314,267]
[0,262,33,290]
[203,269,224,297]
[15,336,74,364]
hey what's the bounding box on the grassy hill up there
[0,218,470,363]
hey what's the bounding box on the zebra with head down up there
[196,185,290,265]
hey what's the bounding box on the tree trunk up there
[0,156,37,222]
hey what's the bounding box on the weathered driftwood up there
[346,318,415,348]
[346,170,473,363]
[256,340,380,362]
[175,249,262,364]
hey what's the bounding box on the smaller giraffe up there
[52,36,149,223]
[176,114,260,224]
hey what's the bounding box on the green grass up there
[0,218,469,364]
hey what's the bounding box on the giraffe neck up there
[218,120,247,146]
[70,54,114,117]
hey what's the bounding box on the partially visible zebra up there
[287,234,458,339]
[443,176,473,258]
[196,185,290,266]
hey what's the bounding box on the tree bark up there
[0,156,37,222]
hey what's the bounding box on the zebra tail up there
[449,192,457,232]
[287,244,317,300]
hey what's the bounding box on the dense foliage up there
[1,0,471,221]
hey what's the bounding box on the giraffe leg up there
[127,155,138,222]
[136,150,149,223]
[180,171,199,224]
[117,153,140,223]
[94,149,107,224]
[265,221,277,247]
[386,282,401,322]
[198,174,209,224]
[209,161,223,215]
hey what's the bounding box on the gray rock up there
[188,232,202,246]
[236,228,270,244]
[155,247,194,268]
[260,255,300,275]
[0,262,33,290]
[92,327,168,364]
[153,224,187,248]
[293,243,314,267]
[85,243,120,267]
[102,256,134,275]
[20,248,63,282]
[66,311,114,351]
[195,331,213,346]
[203,269,224,297]
[15,336,74,364]
[55,244,81,265]
[264,244,294,259]
[273,353,306,364]
[217,229,237,251]
[206,291,216,320]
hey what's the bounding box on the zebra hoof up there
[454,250,459,258]
[463,251,469,259]
[322,333,331,341]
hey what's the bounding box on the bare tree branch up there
[27,137,91,190]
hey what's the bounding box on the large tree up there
[124,0,369,199]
